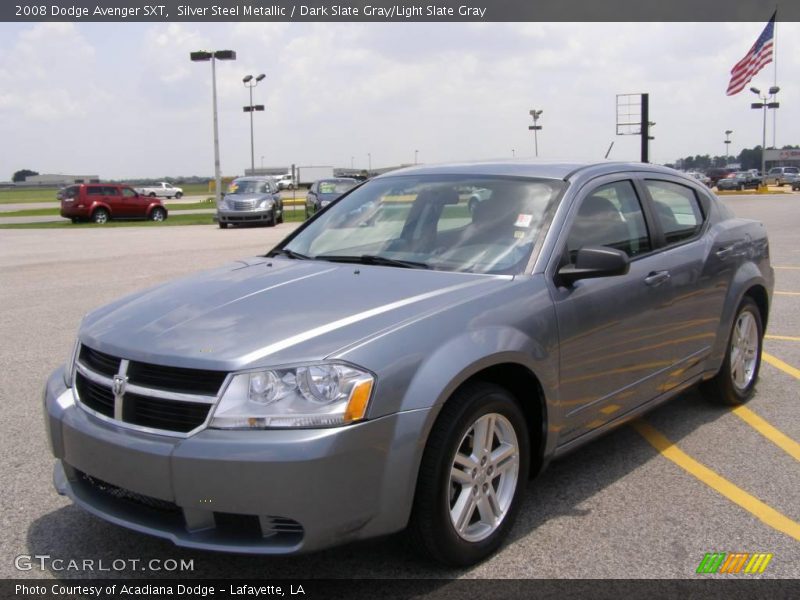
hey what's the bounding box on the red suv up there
[59,184,168,224]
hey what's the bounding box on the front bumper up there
[44,369,428,554]
[215,208,276,224]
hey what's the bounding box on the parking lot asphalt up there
[0,194,797,580]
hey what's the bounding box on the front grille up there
[79,346,120,377]
[124,392,211,433]
[79,471,180,513]
[127,361,226,396]
[75,372,114,417]
[232,199,257,210]
[74,344,224,435]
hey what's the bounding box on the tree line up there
[669,145,800,172]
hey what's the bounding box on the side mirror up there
[557,246,629,286]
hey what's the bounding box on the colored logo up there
[696,552,773,574]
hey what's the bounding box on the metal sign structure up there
[616,93,651,163]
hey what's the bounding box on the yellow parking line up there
[732,406,800,462]
[765,334,800,342]
[632,421,800,542]
[763,352,800,380]
[774,266,800,270]
[774,291,800,297]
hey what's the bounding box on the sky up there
[0,20,797,180]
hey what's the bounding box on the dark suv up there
[59,184,168,224]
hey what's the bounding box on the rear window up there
[644,180,705,245]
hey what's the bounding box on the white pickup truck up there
[134,182,184,199]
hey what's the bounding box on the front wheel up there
[149,207,166,222]
[407,382,530,566]
[175,192,183,199]
[702,297,763,405]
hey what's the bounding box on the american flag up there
[726,14,776,96]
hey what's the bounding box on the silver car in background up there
[215,176,284,228]
[44,161,772,566]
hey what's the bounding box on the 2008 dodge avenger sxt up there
[44,161,772,565]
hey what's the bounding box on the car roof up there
[371,160,684,182]
[318,178,357,183]
[233,176,274,182]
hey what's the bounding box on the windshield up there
[319,180,357,195]
[229,180,269,194]
[282,175,563,275]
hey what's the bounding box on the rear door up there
[548,176,679,442]
[636,177,723,386]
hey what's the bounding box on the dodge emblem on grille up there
[112,375,127,397]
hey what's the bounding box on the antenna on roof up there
[604,142,614,159]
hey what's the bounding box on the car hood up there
[223,193,272,202]
[80,259,509,371]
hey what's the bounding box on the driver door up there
[549,177,676,443]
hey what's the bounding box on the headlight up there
[210,362,374,429]
[63,338,80,388]
[320,200,331,207]
[258,199,275,209]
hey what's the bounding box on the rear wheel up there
[702,297,763,405]
[92,208,109,224]
[175,192,183,199]
[149,192,156,198]
[407,382,529,566]
[150,207,166,222]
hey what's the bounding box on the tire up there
[277,208,284,224]
[218,222,228,229]
[266,211,276,227]
[70,218,79,224]
[149,207,166,222]
[175,192,183,199]
[149,192,156,198]
[468,198,478,215]
[92,208,109,224]
[738,184,744,191]
[407,382,530,566]
[702,297,763,405]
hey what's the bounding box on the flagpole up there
[773,7,778,148]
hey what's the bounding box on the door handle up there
[644,271,671,287]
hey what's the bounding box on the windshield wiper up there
[316,254,430,269]
[267,248,310,260]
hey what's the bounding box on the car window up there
[86,186,104,196]
[786,168,799,174]
[644,180,704,245]
[102,186,119,196]
[121,188,137,198]
[566,180,651,261]
[63,186,79,199]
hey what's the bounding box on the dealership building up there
[22,174,100,186]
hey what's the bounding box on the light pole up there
[724,130,733,166]
[350,156,354,169]
[260,155,264,169]
[190,50,236,204]
[750,86,780,177]
[414,149,419,165]
[243,73,265,175]
[367,153,372,173]
[528,109,543,157]
[512,148,515,158]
